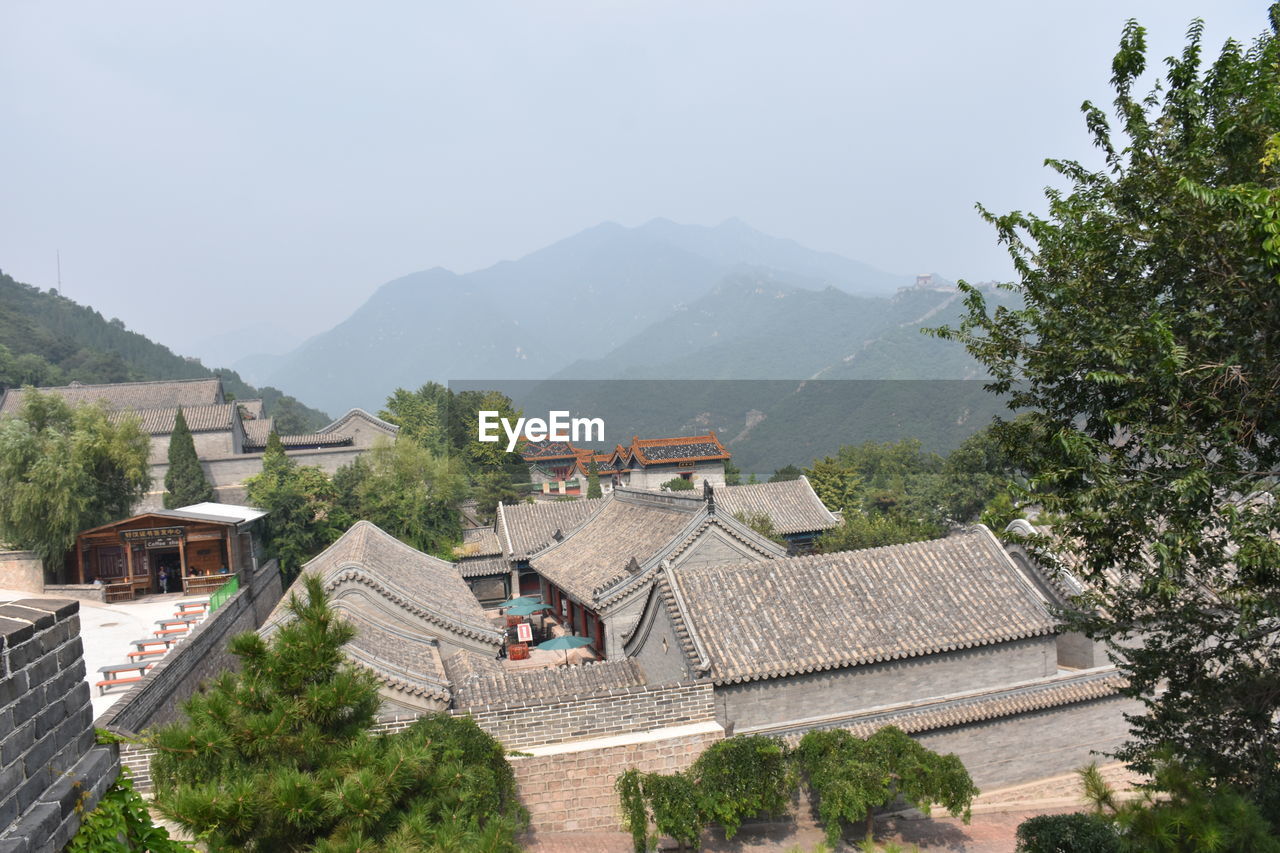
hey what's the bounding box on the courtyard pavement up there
[0,588,200,718]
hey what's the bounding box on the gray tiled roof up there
[241,414,353,449]
[444,653,647,709]
[715,477,840,535]
[664,528,1056,685]
[0,378,223,415]
[460,527,503,557]
[530,490,705,603]
[456,555,511,579]
[496,498,604,560]
[115,403,238,434]
[340,608,452,704]
[319,408,401,436]
[264,521,501,648]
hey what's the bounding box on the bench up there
[104,582,133,603]
[95,662,152,695]
[176,600,209,613]
[153,626,189,639]
[127,647,168,661]
[132,637,173,650]
[155,617,199,628]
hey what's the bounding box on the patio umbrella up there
[506,601,553,617]
[537,634,593,666]
[498,595,541,608]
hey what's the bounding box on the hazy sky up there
[1,2,1267,361]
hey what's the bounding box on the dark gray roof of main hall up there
[658,527,1056,685]
[444,652,648,709]
[496,497,605,560]
[714,477,841,535]
[0,377,224,416]
[529,489,709,603]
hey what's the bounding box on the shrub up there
[661,477,695,491]
[691,735,794,839]
[1015,813,1120,853]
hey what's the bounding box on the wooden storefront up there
[69,509,256,601]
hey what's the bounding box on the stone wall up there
[0,598,119,851]
[511,724,724,832]
[99,559,284,737]
[40,585,106,605]
[0,553,42,595]
[717,636,1058,731]
[459,681,715,751]
[916,694,1141,789]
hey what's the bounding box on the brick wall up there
[0,599,119,851]
[99,559,283,745]
[0,553,42,595]
[458,681,716,751]
[511,726,724,832]
[717,636,1058,731]
[915,694,1141,789]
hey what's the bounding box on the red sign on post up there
[516,622,533,643]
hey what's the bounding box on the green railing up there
[208,574,240,613]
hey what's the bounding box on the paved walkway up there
[0,588,199,718]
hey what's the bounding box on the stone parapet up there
[0,598,119,851]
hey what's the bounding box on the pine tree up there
[586,460,602,498]
[163,408,214,509]
[151,575,524,851]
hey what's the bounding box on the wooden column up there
[125,543,135,581]
[178,537,188,591]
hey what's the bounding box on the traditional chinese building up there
[67,502,266,600]
[0,378,398,510]
[521,432,731,491]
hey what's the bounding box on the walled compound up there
[0,378,398,511]
[256,512,1135,833]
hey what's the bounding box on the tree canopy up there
[0,389,150,576]
[934,6,1280,820]
[151,575,523,851]
[163,407,214,509]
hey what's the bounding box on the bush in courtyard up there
[1015,813,1120,853]
[661,477,695,491]
[796,727,977,845]
[150,575,523,851]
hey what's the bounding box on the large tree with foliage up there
[333,438,468,558]
[151,575,523,851]
[245,432,345,577]
[0,390,149,577]
[934,8,1280,817]
[163,407,214,509]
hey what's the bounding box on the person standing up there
[158,566,169,594]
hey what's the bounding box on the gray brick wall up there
[0,599,120,853]
[457,681,716,751]
[916,694,1141,788]
[717,636,1058,731]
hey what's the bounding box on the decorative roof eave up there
[323,567,504,648]
[344,645,452,703]
[319,408,401,436]
[705,623,1059,687]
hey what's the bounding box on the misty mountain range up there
[236,218,1002,416]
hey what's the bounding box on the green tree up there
[0,390,149,578]
[722,459,742,486]
[661,477,695,491]
[932,8,1280,814]
[769,464,803,483]
[475,469,524,524]
[796,727,977,845]
[245,432,344,577]
[690,736,793,840]
[733,510,786,546]
[334,438,467,557]
[586,459,602,498]
[151,576,523,851]
[934,421,1027,524]
[269,396,318,435]
[458,389,523,473]
[804,457,863,516]
[379,382,452,454]
[163,407,214,509]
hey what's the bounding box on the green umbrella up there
[506,601,552,616]
[537,634,593,666]
[498,595,541,608]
